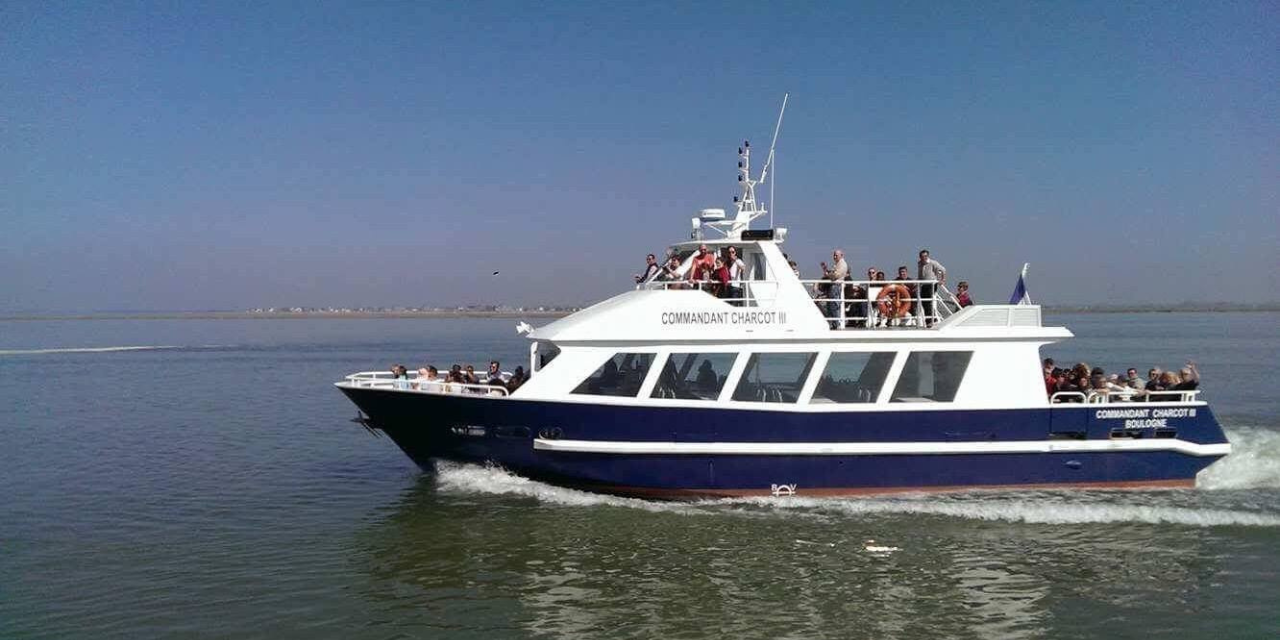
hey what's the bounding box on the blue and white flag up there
[1008,263,1031,305]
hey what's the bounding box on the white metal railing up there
[639,276,962,330]
[641,278,765,307]
[342,371,510,396]
[799,279,959,330]
[1049,389,1201,404]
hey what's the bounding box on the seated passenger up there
[694,359,717,391]
[659,256,684,287]
[463,365,479,385]
[955,281,974,308]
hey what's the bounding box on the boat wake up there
[0,345,182,356]
[432,425,1280,528]
[1198,425,1280,490]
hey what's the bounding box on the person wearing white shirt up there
[725,246,746,305]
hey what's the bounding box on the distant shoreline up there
[1,305,1277,321]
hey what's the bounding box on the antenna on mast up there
[759,92,789,229]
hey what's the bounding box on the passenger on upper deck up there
[917,249,947,328]
[711,256,731,299]
[657,256,684,288]
[689,244,715,284]
[818,249,849,319]
[725,246,745,304]
[634,254,660,284]
[956,281,973,308]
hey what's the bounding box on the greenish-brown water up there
[1,313,1278,639]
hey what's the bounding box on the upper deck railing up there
[340,371,510,396]
[640,276,961,330]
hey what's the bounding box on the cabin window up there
[572,353,654,397]
[731,352,817,403]
[811,352,897,404]
[890,351,973,402]
[651,353,737,400]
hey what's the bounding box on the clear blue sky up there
[3,1,1276,312]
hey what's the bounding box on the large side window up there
[890,351,972,402]
[731,352,817,403]
[651,353,737,400]
[572,353,654,397]
[811,352,896,404]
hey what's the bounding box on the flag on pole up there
[1009,263,1031,305]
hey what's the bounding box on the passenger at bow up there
[506,366,527,393]
[486,360,506,386]
[416,365,442,390]
[955,281,974,308]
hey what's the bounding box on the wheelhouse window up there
[811,352,896,404]
[572,353,653,397]
[890,351,972,402]
[651,353,737,400]
[731,352,817,403]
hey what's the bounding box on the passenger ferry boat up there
[335,140,1230,497]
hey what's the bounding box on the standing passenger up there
[917,249,947,327]
[634,253,661,285]
[725,246,746,305]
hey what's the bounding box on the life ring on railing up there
[876,284,912,318]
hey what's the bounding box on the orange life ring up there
[876,284,912,318]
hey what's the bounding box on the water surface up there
[1,313,1278,639]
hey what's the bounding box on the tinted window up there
[891,351,972,402]
[731,353,817,403]
[651,353,737,400]
[572,353,654,397]
[812,352,896,404]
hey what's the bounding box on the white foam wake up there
[1199,425,1280,490]
[736,495,1280,528]
[0,345,182,356]
[432,461,1280,527]
[432,461,705,516]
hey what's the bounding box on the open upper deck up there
[528,239,1066,345]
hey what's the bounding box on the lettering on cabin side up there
[660,310,788,326]
[1093,407,1196,430]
